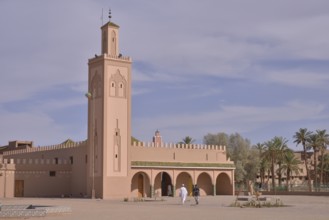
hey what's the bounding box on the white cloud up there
[133,100,328,143]
[263,70,329,88]
[0,108,64,146]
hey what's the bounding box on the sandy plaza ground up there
[1,195,329,220]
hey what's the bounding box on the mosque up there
[0,17,235,199]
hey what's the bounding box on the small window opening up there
[49,171,56,177]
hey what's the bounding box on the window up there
[54,157,58,164]
[70,156,73,164]
[49,171,56,177]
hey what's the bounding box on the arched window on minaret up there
[109,70,126,98]
[118,82,124,97]
[110,81,116,96]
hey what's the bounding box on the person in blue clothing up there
[193,184,200,205]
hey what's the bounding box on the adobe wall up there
[0,158,15,198]
[130,142,233,164]
[2,141,88,197]
[15,160,72,197]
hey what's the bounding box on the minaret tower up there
[86,10,132,199]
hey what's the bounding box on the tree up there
[307,133,322,189]
[227,133,250,163]
[263,136,288,192]
[234,161,247,193]
[293,128,312,192]
[276,139,291,188]
[253,143,266,186]
[319,154,329,184]
[244,148,261,192]
[179,136,195,145]
[131,136,140,144]
[316,129,329,185]
[279,150,301,190]
[203,132,228,147]
[204,132,255,192]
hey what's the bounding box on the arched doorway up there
[176,172,193,196]
[216,173,233,195]
[197,172,213,196]
[131,172,151,198]
[154,172,173,197]
[138,174,144,197]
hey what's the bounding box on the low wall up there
[261,191,329,196]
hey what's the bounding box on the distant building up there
[0,18,235,199]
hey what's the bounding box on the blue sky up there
[1,0,329,150]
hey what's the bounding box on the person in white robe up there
[179,184,188,204]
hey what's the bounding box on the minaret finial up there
[108,8,112,22]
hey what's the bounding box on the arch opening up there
[131,172,151,198]
[196,172,213,196]
[216,173,233,195]
[176,172,193,196]
[154,172,173,197]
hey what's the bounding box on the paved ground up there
[1,195,329,220]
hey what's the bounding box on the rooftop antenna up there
[108,8,112,22]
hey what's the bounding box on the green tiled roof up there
[131,161,235,168]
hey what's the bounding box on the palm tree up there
[320,154,329,184]
[316,130,329,185]
[280,150,301,191]
[263,140,276,192]
[293,128,312,192]
[307,133,322,189]
[276,141,291,188]
[263,137,288,192]
[253,143,266,186]
[179,136,195,145]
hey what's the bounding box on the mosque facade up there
[0,19,235,199]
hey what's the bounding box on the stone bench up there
[237,196,271,202]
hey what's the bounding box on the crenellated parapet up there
[90,54,132,62]
[3,141,86,156]
[132,141,226,151]
[131,141,232,164]
[105,53,131,61]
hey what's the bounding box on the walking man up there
[193,184,200,205]
[179,184,188,204]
